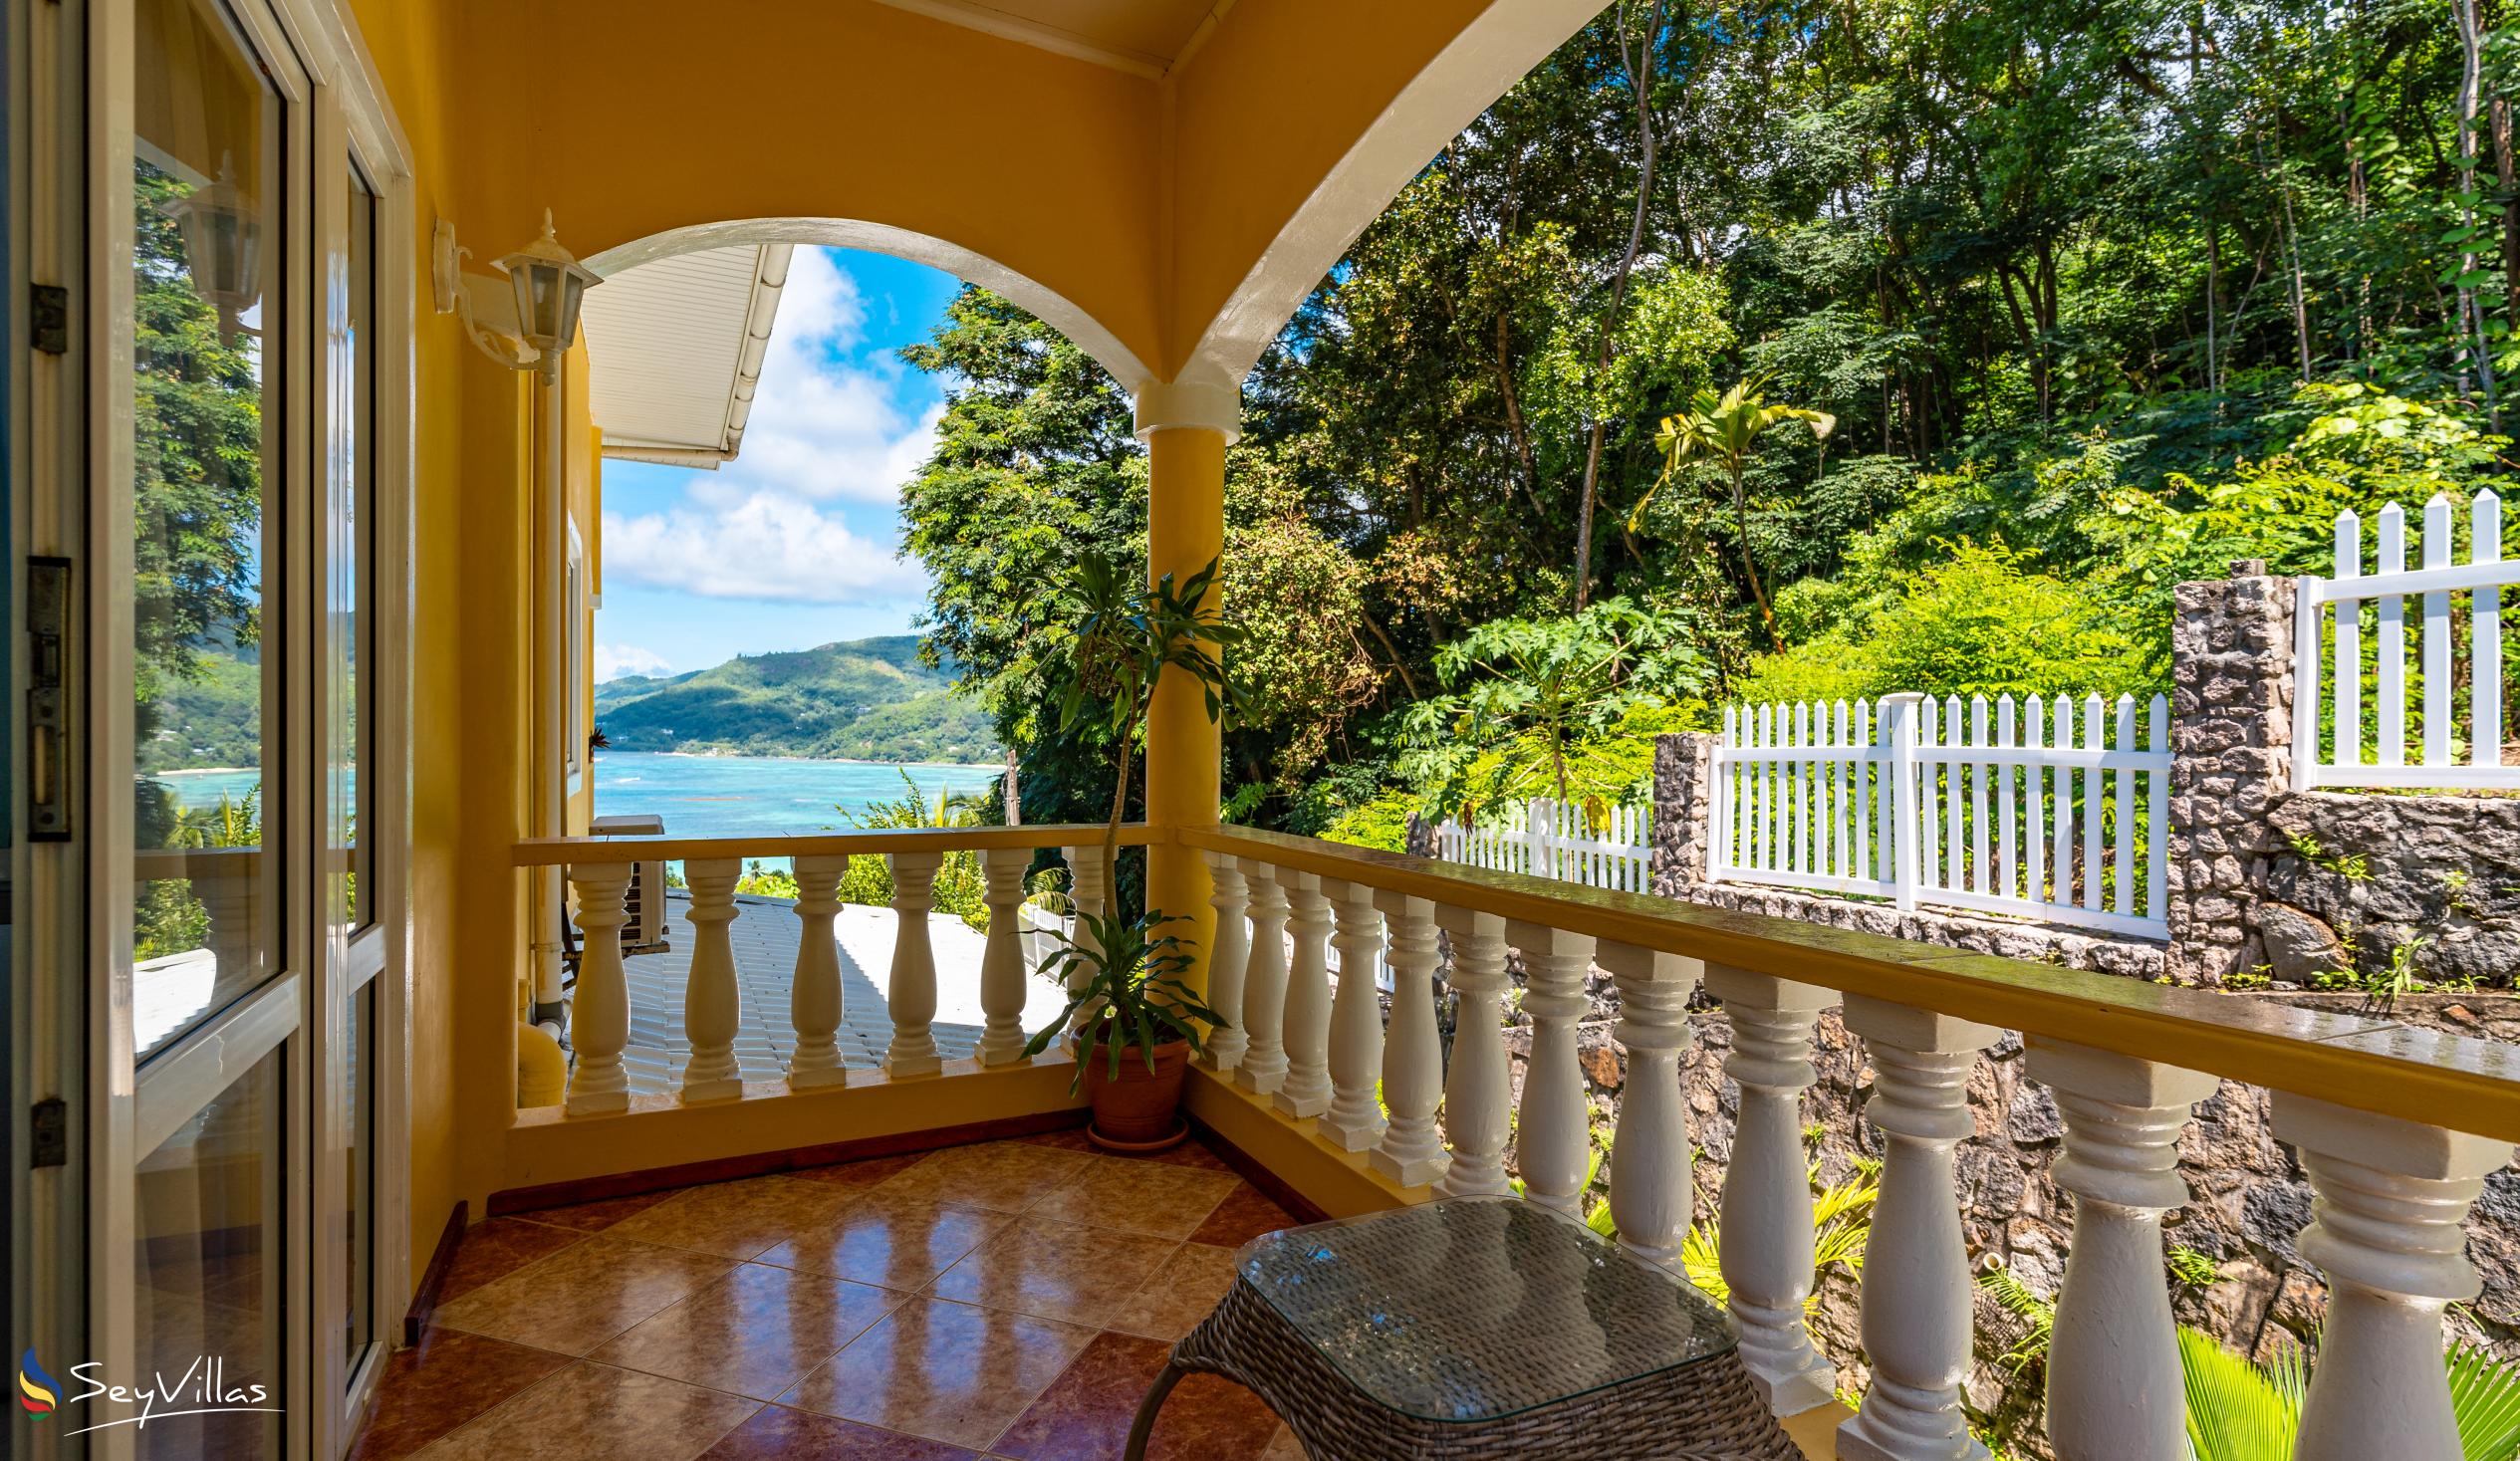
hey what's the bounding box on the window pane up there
[130,0,285,1060]
[334,168,375,931]
[135,1049,283,1460]
[342,978,375,1365]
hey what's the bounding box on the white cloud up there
[603,492,929,605]
[707,248,940,506]
[595,643,674,681]
[600,248,953,606]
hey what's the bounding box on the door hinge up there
[30,284,68,355]
[30,1098,67,1168]
[28,556,71,841]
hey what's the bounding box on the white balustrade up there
[676,858,745,1103]
[1369,889,1447,1187]
[882,852,943,1078]
[786,854,849,1090]
[1706,965,1839,1414]
[976,849,1032,1065]
[1201,851,1250,1073]
[2028,1040,2215,1461]
[1840,996,1997,1461]
[1274,869,1335,1118]
[2274,1094,2514,1461]
[1597,942,1699,1267]
[564,862,633,1115]
[1318,878,1387,1151]
[1511,921,1597,1213]
[1435,904,1514,1198]
[1234,858,1291,1096]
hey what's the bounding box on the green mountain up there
[595,636,999,764]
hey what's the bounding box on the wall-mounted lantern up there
[162,154,261,346]
[432,209,601,377]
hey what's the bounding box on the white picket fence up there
[2292,490,2515,790]
[1430,797,1653,892]
[1712,691,2171,938]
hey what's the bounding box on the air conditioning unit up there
[588,813,671,955]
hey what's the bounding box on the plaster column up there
[1137,378,1237,997]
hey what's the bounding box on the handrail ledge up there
[512,822,1158,866]
[1187,824,2520,1143]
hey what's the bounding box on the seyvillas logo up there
[14,1350,278,1436]
[19,1349,59,1418]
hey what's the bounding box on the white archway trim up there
[1180,0,1600,386]
[586,217,1155,387]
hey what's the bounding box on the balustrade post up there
[1319,878,1387,1151]
[2027,1039,2216,1461]
[1061,845,1109,1031]
[976,849,1032,1065]
[786,855,849,1090]
[1200,851,1250,1073]
[1234,858,1292,1096]
[1435,905,1513,1198]
[882,852,943,1078]
[2273,1094,2513,1461]
[1274,869,1335,1117]
[1706,965,1839,1415]
[676,858,745,1102]
[1839,995,1998,1461]
[1369,890,1447,1187]
[564,862,633,1115]
[1597,942,1700,1268]
[1509,921,1597,1214]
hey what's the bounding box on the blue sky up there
[594,247,962,681]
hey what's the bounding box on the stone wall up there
[2164,569,2297,984]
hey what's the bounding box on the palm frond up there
[2177,1326,2302,1461]
[2448,1340,2520,1461]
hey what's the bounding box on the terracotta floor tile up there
[438,1218,585,1303]
[790,1151,933,1190]
[1185,1184,1299,1249]
[780,1297,1095,1451]
[699,1403,983,1460]
[431,1234,735,1355]
[346,1329,573,1461]
[928,1216,1179,1328]
[868,1140,1093,1212]
[593,1262,907,1400]
[410,1360,759,1461]
[1027,1157,1238,1240]
[1020,1126,1231,1173]
[1103,1243,1239,1343]
[602,1173,860,1260]
[992,1332,1285,1461]
[519,1188,679,1233]
[757,1189,1014,1291]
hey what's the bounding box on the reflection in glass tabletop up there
[1235,1198,1737,1423]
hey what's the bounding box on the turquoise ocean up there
[160,751,1001,840]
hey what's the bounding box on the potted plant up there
[1021,551,1239,1149]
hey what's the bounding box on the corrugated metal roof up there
[580,243,791,465]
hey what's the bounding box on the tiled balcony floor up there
[350,1129,1307,1460]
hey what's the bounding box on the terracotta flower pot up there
[1078,1038,1191,1148]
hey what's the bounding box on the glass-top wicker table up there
[1125,1198,1802,1460]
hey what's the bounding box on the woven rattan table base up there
[1124,1274,1805,1460]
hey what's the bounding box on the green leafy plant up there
[2286,831,2369,881]
[2178,1328,2520,1461]
[1023,906,1226,1089]
[2167,1246,2221,1288]
[1025,550,1242,1079]
[2366,934,2431,1012]
[1976,1262,2057,1375]
[1633,372,1836,652]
